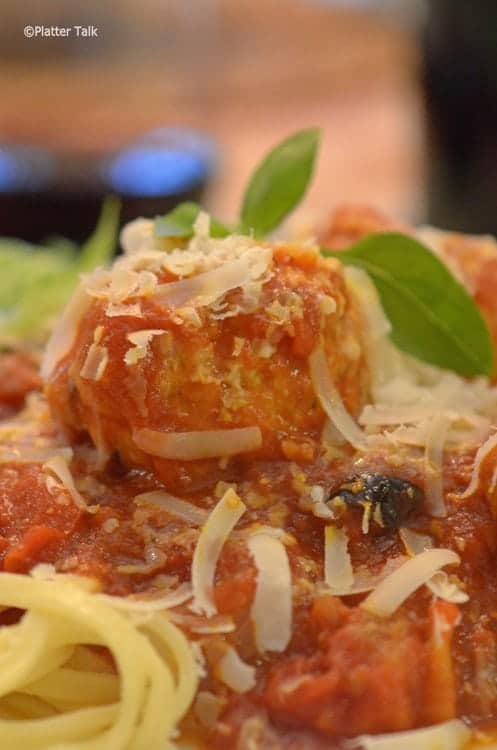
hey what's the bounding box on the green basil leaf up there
[154,202,230,239]
[322,232,494,377]
[240,128,321,236]
[77,196,120,272]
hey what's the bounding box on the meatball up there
[44,220,368,488]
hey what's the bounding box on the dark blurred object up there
[0,129,216,243]
[423,1,497,234]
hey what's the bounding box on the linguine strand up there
[0,573,199,750]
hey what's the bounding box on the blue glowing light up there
[0,147,55,193]
[105,146,211,197]
[0,151,20,192]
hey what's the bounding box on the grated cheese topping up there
[398,528,433,557]
[98,582,193,612]
[324,525,354,594]
[43,220,276,381]
[194,691,226,729]
[190,488,246,617]
[399,529,468,604]
[309,345,367,451]
[124,329,165,366]
[361,548,461,618]
[426,571,469,604]
[42,455,92,513]
[424,413,451,517]
[120,217,273,311]
[349,718,471,750]
[41,286,92,380]
[133,426,262,461]
[322,525,408,597]
[155,257,264,310]
[216,646,256,694]
[459,431,497,499]
[248,533,292,653]
[120,217,157,255]
[105,302,143,318]
[80,343,109,381]
[134,490,208,526]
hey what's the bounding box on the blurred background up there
[0,0,494,241]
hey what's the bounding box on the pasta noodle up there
[0,572,199,749]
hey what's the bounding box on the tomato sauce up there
[2,349,497,747]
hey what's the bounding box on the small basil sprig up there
[240,128,320,235]
[322,233,494,377]
[154,128,320,240]
[155,202,230,239]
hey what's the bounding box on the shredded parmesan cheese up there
[98,583,193,612]
[42,456,91,513]
[244,523,296,546]
[124,329,165,366]
[426,571,469,604]
[117,546,166,575]
[309,485,334,520]
[156,257,261,309]
[232,337,245,357]
[168,611,235,634]
[324,525,354,594]
[399,530,468,603]
[80,344,109,381]
[86,267,157,304]
[309,346,367,451]
[105,302,143,318]
[359,404,481,427]
[349,718,471,750]
[361,548,461,618]
[133,426,262,460]
[248,534,292,653]
[424,413,451,517]
[399,528,433,557]
[134,491,208,526]
[194,691,226,729]
[41,286,92,380]
[102,518,119,533]
[120,218,156,255]
[322,527,408,596]
[189,617,235,635]
[190,489,246,617]
[216,646,256,693]
[459,431,497,499]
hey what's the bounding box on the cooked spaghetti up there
[0,569,198,749]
